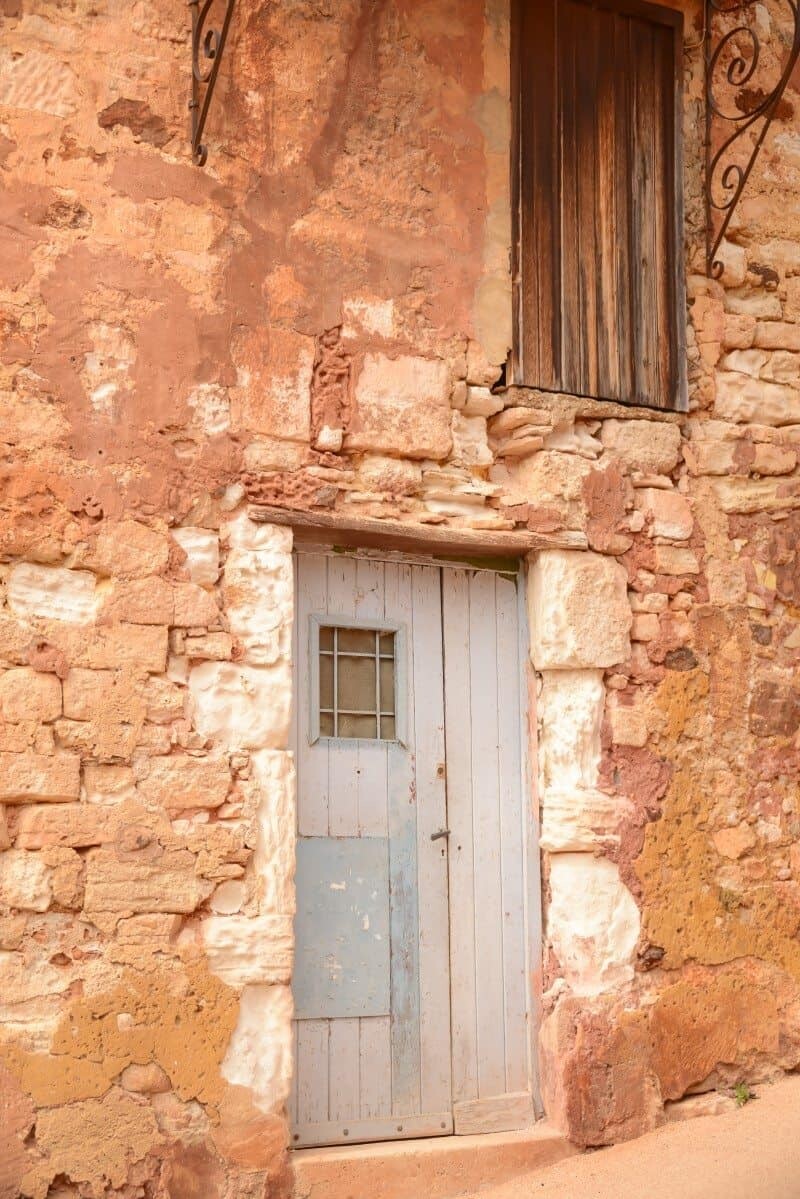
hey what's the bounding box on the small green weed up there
[734,1082,754,1108]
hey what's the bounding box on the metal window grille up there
[318,626,396,741]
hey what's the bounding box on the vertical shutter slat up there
[516,0,560,390]
[558,1,581,393]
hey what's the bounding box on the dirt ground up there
[477,1075,800,1199]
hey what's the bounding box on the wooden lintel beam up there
[248,505,588,558]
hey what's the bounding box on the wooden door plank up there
[296,1020,329,1127]
[468,570,506,1099]
[384,561,421,1117]
[453,1092,535,1136]
[329,1019,361,1123]
[359,1016,393,1120]
[442,568,478,1104]
[411,564,452,1117]
[495,574,528,1095]
[354,557,389,840]
[326,556,360,838]
[292,1112,453,1150]
[295,554,330,837]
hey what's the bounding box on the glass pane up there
[337,628,376,654]
[380,659,395,713]
[339,713,378,739]
[380,716,396,740]
[319,652,334,711]
[379,632,395,656]
[319,626,334,651]
[319,712,334,737]
[338,655,376,713]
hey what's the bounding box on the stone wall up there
[3,0,800,1194]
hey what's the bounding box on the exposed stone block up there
[202,915,294,987]
[539,671,604,794]
[0,668,61,723]
[346,354,452,460]
[251,750,296,916]
[101,577,174,625]
[13,803,120,849]
[137,753,231,811]
[753,321,800,352]
[184,632,235,661]
[540,996,661,1147]
[0,848,52,911]
[711,475,800,515]
[652,545,700,575]
[715,372,800,425]
[189,663,291,752]
[87,520,171,578]
[221,984,294,1113]
[529,552,632,670]
[600,420,681,475]
[221,514,293,670]
[7,564,100,624]
[172,527,220,586]
[547,854,640,996]
[506,451,592,524]
[81,626,169,673]
[83,764,137,805]
[173,583,220,627]
[232,325,314,442]
[0,752,80,803]
[636,489,693,540]
[84,852,212,916]
[450,413,493,466]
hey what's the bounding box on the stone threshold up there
[292,1123,579,1199]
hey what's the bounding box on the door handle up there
[431,829,450,842]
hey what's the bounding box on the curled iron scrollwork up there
[189,0,236,167]
[706,0,800,277]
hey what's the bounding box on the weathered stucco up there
[3,0,800,1192]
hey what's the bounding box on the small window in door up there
[313,621,399,742]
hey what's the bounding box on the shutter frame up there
[511,0,688,412]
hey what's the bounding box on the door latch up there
[430,829,450,842]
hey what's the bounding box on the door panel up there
[442,568,533,1134]
[291,553,452,1148]
[291,552,534,1148]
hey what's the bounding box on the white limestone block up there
[547,854,640,996]
[222,514,293,667]
[529,551,632,670]
[8,564,101,624]
[189,662,291,751]
[202,915,293,987]
[346,354,453,460]
[172,527,220,586]
[0,849,52,912]
[222,984,294,1113]
[251,750,296,916]
[539,671,604,794]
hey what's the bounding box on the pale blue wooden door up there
[290,552,452,1148]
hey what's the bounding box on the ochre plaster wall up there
[3,0,800,1193]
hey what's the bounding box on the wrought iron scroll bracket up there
[705,0,800,277]
[189,0,236,167]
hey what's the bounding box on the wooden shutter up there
[512,0,686,411]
